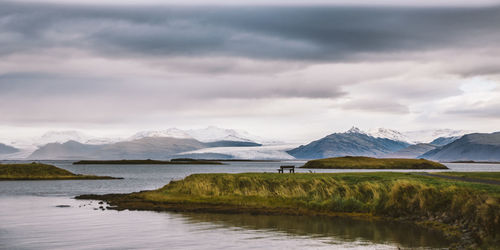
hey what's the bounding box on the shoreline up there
[1,176,122,181]
[75,172,500,248]
[73,159,224,165]
[75,192,468,248]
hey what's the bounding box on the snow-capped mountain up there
[131,126,266,143]
[346,127,364,134]
[288,127,410,159]
[402,129,473,144]
[129,128,193,141]
[1,130,122,159]
[36,131,91,146]
[8,131,120,150]
[367,128,411,143]
[348,127,472,144]
[35,131,121,146]
[186,126,260,143]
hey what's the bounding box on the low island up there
[77,172,499,249]
[73,159,224,165]
[0,162,121,180]
[300,156,448,169]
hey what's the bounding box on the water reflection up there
[2,160,493,249]
[179,212,451,249]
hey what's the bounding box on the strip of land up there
[419,172,500,185]
[0,163,121,180]
[73,159,224,165]
[300,156,448,169]
[77,172,499,249]
[448,160,500,164]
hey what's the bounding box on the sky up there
[1,0,500,143]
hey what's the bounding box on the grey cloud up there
[445,103,500,119]
[1,2,500,61]
[0,72,346,101]
[341,100,410,114]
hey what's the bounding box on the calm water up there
[1,160,499,249]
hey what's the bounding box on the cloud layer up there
[2,3,500,60]
[1,1,499,141]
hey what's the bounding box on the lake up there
[1,160,499,249]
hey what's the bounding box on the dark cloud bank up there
[1,2,499,61]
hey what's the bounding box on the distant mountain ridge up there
[287,127,409,159]
[0,143,19,155]
[2,126,268,159]
[28,136,262,160]
[30,137,208,160]
[366,128,471,144]
[430,136,461,147]
[2,126,494,161]
[385,143,437,159]
[420,132,500,161]
[130,126,263,143]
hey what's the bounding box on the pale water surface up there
[1,160,499,249]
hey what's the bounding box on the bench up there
[278,165,295,173]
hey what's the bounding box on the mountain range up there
[128,126,266,143]
[29,137,210,160]
[27,127,264,160]
[287,127,500,161]
[1,126,499,161]
[365,128,471,144]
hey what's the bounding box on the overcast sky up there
[1,0,500,142]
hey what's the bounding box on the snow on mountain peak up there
[36,130,121,146]
[37,131,90,145]
[129,128,193,141]
[129,126,263,143]
[402,129,473,144]
[341,126,472,144]
[187,126,256,143]
[346,126,364,134]
[365,127,473,144]
[367,128,410,143]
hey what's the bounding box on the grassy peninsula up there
[0,163,120,180]
[73,159,224,165]
[78,172,499,248]
[301,156,447,169]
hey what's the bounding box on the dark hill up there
[0,143,19,155]
[420,132,500,161]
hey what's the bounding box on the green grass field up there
[301,156,448,169]
[0,163,119,180]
